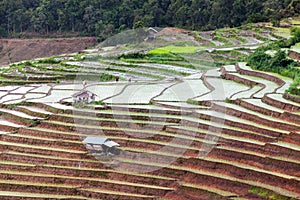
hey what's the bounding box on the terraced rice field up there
[0,58,299,199]
[0,25,299,199]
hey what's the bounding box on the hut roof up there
[83,137,120,147]
[103,140,120,147]
[83,137,109,145]
[148,27,158,33]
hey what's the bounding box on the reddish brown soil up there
[288,50,300,61]
[157,27,189,36]
[0,37,97,65]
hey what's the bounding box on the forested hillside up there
[0,0,299,39]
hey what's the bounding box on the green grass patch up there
[274,27,292,38]
[291,43,300,53]
[291,19,300,25]
[248,186,296,200]
[149,46,204,54]
[37,57,61,64]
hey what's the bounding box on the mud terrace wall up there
[288,50,300,61]
[235,63,285,86]
[284,92,300,104]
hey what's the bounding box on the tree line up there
[0,0,299,39]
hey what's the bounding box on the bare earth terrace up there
[0,46,299,199]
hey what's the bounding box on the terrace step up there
[236,62,285,86]
[283,92,300,104]
[39,115,274,156]
[14,105,53,118]
[117,158,300,199]
[53,111,183,124]
[263,93,300,112]
[0,133,86,151]
[0,108,42,126]
[235,62,294,94]
[0,170,173,197]
[231,86,262,99]
[221,65,237,73]
[164,183,233,200]
[279,132,300,146]
[152,101,209,110]
[22,124,275,162]
[27,119,300,173]
[192,77,250,101]
[19,127,82,141]
[45,114,177,133]
[193,109,289,138]
[40,119,274,156]
[107,104,185,115]
[123,146,300,182]
[223,72,279,98]
[0,140,88,159]
[27,111,277,144]
[0,191,92,200]
[0,158,176,188]
[0,179,157,200]
[24,124,298,173]
[50,104,283,139]
[35,102,75,114]
[0,150,101,168]
[236,98,300,124]
[0,119,24,132]
[211,101,300,132]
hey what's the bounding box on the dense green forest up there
[0,0,299,39]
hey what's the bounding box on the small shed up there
[83,136,120,155]
[147,27,158,40]
[72,90,96,104]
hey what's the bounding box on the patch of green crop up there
[291,19,300,25]
[99,73,116,82]
[37,57,61,64]
[149,46,204,54]
[248,186,296,200]
[291,43,300,53]
[274,27,292,38]
[149,48,170,55]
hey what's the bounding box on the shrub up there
[38,58,61,64]
[118,52,147,59]
[287,77,300,96]
[247,28,300,96]
[99,73,115,82]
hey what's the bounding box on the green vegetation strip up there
[149,46,205,54]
